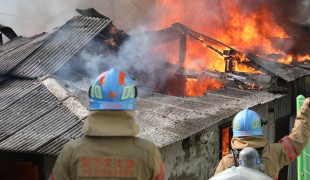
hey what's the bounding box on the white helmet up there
[239,147,260,170]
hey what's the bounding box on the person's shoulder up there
[221,153,236,166]
[62,137,85,150]
[222,153,234,160]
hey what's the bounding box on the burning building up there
[0,2,309,180]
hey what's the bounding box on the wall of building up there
[160,123,220,180]
[43,155,57,180]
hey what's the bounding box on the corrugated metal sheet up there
[0,81,80,153]
[0,34,43,56]
[10,16,111,78]
[0,79,40,110]
[247,53,310,82]
[0,85,59,141]
[0,34,48,83]
[0,15,112,155]
[274,95,290,119]
[0,105,79,152]
[37,122,83,155]
[136,87,284,147]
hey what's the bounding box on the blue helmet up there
[232,109,263,137]
[89,68,137,110]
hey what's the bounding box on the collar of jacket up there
[231,136,268,149]
[82,110,139,136]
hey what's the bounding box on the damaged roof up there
[0,13,300,156]
[0,15,111,155]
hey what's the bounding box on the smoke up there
[3,0,310,93]
[55,25,176,92]
[0,0,154,37]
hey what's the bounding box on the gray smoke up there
[58,26,176,91]
[0,0,154,36]
[3,0,310,92]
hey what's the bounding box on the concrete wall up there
[160,123,220,180]
[160,100,284,180]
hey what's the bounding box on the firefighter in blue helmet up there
[215,102,310,179]
[50,69,165,180]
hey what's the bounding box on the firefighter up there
[215,97,310,179]
[210,147,272,180]
[50,69,165,180]
[238,147,261,170]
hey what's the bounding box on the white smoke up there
[0,0,154,37]
[57,25,177,91]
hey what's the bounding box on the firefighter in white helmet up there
[210,147,272,180]
[215,98,310,179]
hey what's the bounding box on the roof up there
[136,87,283,147]
[0,13,303,155]
[247,53,310,82]
[54,74,285,149]
[0,15,111,155]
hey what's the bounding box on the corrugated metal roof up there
[136,87,284,147]
[247,53,310,82]
[0,14,293,155]
[0,79,40,110]
[0,34,43,56]
[0,15,113,155]
[0,33,48,83]
[37,122,83,155]
[33,84,284,154]
[0,85,59,141]
[0,105,79,152]
[10,16,111,78]
[0,80,80,153]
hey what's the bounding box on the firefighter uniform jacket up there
[51,110,165,180]
[215,98,310,179]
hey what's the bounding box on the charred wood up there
[267,85,288,94]
[291,61,310,70]
[246,53,290,75]
[172,23,242,55]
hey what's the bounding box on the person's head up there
[239,147,260,170]
[88,68,137,111]
[232,109,267,137]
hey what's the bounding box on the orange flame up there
[186,77,223,96]
[148,0,308,96]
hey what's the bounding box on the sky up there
[0,0,154,37]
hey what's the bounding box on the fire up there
[151,0,288,53]
[186,77,223,96]
[221,126,230,157]
[147,0,308,96]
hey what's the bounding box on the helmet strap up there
[88,86,92,98]
[260,119,268,126]
[134,86,138,98]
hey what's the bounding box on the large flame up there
[148,0,308,96]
